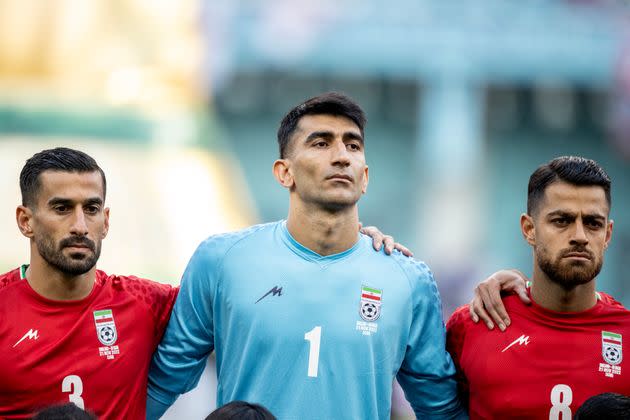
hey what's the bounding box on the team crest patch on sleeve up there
[356,285,382,336]
[93,309,120,360]
[599,331,622,378]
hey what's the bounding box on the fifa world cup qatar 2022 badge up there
[356,285,382,336]
[599,331,622,378]
[93,309,120,360]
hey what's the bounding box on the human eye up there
[52,204,69,213]
[313,140,328,148]
[347,142,362,151]
[551,217,569,227]
[586,219,604,229]
[84,205,100,215]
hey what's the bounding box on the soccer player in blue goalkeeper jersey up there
[147,92,466,419]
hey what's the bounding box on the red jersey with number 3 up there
[446,290,630,419]
[0,266,178,419]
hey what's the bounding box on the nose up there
[569,220,588,246]
[70,207,89,236]
[330,141,351,167]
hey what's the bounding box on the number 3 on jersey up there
[304,326,322,377]
[62,375,85,409]
[549,384,572,420]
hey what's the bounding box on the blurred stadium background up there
[1,1,630,418]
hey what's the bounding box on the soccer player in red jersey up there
[447,156,630,419]
[0,148,178,419]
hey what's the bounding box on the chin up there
[63,263,97,276]
[553,267,598,288]
[322,199,359,212]
[325,192,361,204]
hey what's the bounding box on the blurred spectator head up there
[574,392,630,420]
[205,401,276,420]
[32,403,97,420]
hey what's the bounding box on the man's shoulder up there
[446,298,523,334]
[361,249,446,311]
[598,291,630,313]
[0,267,23,292]
[380,250,436,291]
[358,240,433,279]
[447,304,475,332]
[95,270,178,309]
[195,221,279,258]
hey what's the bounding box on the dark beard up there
[36,234,100,276]
[536,245,602,290]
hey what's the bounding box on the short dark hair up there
[20,147,107,207]
[32,403,97,420]
[205,401,277,420]
[527,156,611,216]
[277,92,367,158]
[575,393,630,419]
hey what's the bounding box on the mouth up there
[326,174,353,183]
[562,252,592,261]
[61,238,95,252]
[64,245,92,254]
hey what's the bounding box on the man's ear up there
[520,213,536,246]
[102,207,110,239]
[16,205,34,239]
[361,165,369,194]
[603,219,613,250]
[273,159,294,189]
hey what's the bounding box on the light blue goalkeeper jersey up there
[147,221,465,419]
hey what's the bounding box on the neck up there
[286,199,360,256]
[27,252,95,301]
[530,262,597,312]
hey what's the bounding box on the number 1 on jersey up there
[304,326,322,377]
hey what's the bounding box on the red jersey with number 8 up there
[0,266,178,419]
[446,290,630,419]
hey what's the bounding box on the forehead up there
[37,170,104,201]
[295,114,361,137]
[539,181,609,215]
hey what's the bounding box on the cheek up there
[91,220,107,236]
[35,221,58,241]
[293,161,319,181]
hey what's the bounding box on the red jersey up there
[446,290,630,419]
[0,266,178,420]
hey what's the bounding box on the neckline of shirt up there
[18,263,102,307]
[279,220,365,266]
[525,286,605,319]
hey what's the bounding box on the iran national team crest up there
[359,285,382,321]
[93,309,118,346]
[602,331,623,365]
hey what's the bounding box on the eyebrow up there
[546,210,606,220]
[304,130,364,144]
[48,197,104,207]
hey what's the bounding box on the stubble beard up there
[535,245,603,290]
[36,234,101,276]
[307,186,362,213]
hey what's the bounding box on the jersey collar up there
[279,220,364,265]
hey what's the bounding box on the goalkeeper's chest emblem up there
[356,285,382,337]
[359,285,382,321]
[93,309,118,345]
